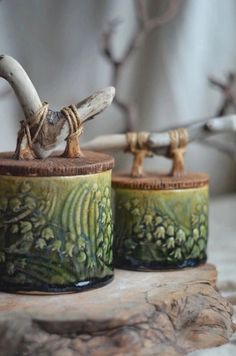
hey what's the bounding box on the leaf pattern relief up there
[0,174,113,287]
[114,189,208,266]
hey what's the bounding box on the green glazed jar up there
[113,173,209,270]
[0,151,114,293]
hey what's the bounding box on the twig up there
[102,0,181,131]
[209,73,236,115]
[204,73,236,159]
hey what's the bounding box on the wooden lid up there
[112,172,209,190]
[0,151,114,177]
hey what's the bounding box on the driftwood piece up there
[0,264,234,356]
[82,115,236,176]
[0,55,115,159]
[82,115,236,156]
[0,55,42,119]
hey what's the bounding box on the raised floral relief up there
[0,172,113,289]
[114,187,208,268]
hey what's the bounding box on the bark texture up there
[0,264,234,356]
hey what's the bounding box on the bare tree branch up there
[209,73,236,116]
[102,0,181,131]
[203,72,236,159]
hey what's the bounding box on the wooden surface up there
[189,194,236,356]
[0,263,234,356]
[0,151,114,176]
[112,172,209,190]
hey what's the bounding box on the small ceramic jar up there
[0,151,114,293]
[112,173,209,270]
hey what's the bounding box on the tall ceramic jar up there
[0,55,116,293]
[0,151,114,292]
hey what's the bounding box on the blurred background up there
[0,0,236,195]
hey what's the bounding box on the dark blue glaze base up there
[115,255,207,271]
[0,274,114,294]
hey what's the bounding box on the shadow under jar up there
[112,173,209,271]
[0,151,114,293]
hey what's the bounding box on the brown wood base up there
[0,264,234,355]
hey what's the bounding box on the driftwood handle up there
[82,115,236,177]
[0,54,115,159]
[0,55,42,120]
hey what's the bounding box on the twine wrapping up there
[61,105,84,158]
[14,102,49,160]
[126,132,153,178]
[14,103,83,160]
[168,128,188,176]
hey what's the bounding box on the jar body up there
[113,185,208,270]
[0,171,113,292]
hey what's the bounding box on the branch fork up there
[102,0,181,131]
[0,55,115,160]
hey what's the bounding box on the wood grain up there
[0,264,234,356]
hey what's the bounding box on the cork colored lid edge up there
[0,151,114,177]
[112,172,209,190]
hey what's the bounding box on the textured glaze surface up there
[0,171,113,292]
[113,185,209,269]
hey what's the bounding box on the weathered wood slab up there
[190,194,236,356]
[0,264,234,356]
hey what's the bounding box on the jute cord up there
[61,105,83,142]
[126,132,153,177]
[168,128,188,175]
[21,102,49,147]
[15,103,83,159]
[60,105,83,158]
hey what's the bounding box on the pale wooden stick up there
[0,55,115,158]
[82,115,236,157]
[34,87,115,158]
[0,55,42,119]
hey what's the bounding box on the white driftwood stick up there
[82,134,127,151]
[0,55,42,119]
[206,115,236,132]
[34,87,115,158]
[0,54,115,158]
[148,115,236,155]
[82,115,236,156]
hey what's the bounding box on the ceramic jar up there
[0,151,114,293]
[112,173,209,270]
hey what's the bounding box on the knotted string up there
[14,103,83,160]
[168,128,188,176]
[14,102,49,160]
[60,105,84,158]
[126,132,153,177]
